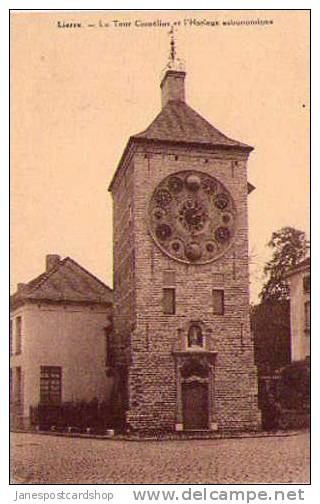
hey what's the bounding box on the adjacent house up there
[285,257,310,362]
[10,254,113,429]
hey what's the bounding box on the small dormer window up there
[187,324,203,348]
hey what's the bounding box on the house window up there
[163,288,175,315]
[15,317,22,354]
[303,275,310,294]
[40,366,62,405]
[212,289,224,315]
[304,301,310,332]
[187,324,203,348]
[12,367,22,404]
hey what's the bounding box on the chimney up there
[160,70,186,108]
[46,254,61,272]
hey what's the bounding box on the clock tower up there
[109,53,261,433]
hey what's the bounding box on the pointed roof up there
[11,256,113,309]
[133,100,253,150]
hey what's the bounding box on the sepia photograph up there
[10,9,310,485]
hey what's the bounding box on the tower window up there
[163,288,175,315]
[212,289,224,315]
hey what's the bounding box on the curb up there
[11,429,306,442]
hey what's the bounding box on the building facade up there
[285,257,310,362]
[10,254,113,429]
[109,64,261,432]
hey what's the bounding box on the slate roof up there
[10,257,113,309]
[133,101,253,150]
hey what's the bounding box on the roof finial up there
[161,26,185,77]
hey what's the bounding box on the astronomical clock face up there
[148,171,237,264]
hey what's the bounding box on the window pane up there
[213,290,224,315]
[163,288,175,314]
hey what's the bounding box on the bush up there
[278,360,310,411]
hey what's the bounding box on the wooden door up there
[182,381,209,430]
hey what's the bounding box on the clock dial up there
[149,170,237,264]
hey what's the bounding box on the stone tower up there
[109,59,261,432]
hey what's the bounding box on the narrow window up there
[15,317,22,354]
[163,288,175,315]
[212,289,224,315]
[304,301,310,332]
[40,366,62,405]
[303,275,310,294]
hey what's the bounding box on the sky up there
[10,10,310,302]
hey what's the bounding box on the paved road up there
[10,431,310,484]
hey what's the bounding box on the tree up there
[259,227,308,302]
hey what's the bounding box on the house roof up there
[133,100,253,150]
[10,257,113,309]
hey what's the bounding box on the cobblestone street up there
[10,431,310,485]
